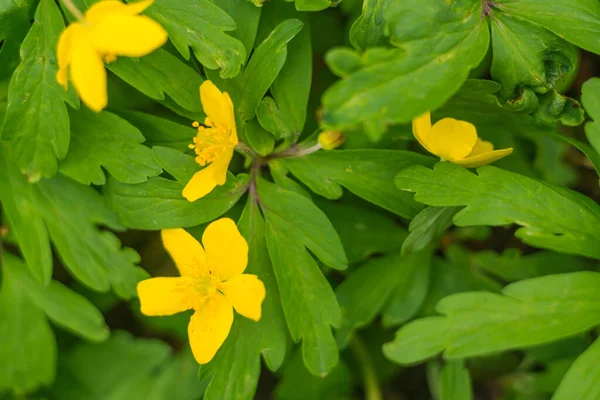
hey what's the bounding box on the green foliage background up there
[1,0,600,399]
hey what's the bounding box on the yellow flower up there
[183,80,238,202]
[56,0,167,112]
[137,218,265,364]
[412,112,513,168]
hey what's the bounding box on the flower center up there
[189,118,233,166]
[176,275,222,310]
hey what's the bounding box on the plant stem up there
[350,335,383,400]
[60,0,84,20]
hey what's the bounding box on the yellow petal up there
[182,148,233,202]
[188,293,233,364]
[89,14,167,57]
[200,81,234,132]
[70,38,107,112]
[467,138,494,157]
[202,218,248,281]
[85,0,153,22]
[453,148,514,168]
[221,274,265,321]
[182,164,219,202]
[223,92,238,144]
[137,277,194,316]
[161,229,207,277]
[427,118,478,161]
[412,112,433,153]
[56,24,81,89]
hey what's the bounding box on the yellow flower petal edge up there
[56,0,167,112]
[412,111,513,167]
[183,81,239,202]
[136,218,265,365]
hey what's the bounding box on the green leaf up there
[238,19,303,122]
[0,145,145,296]
[335,251,431,347]
[244,118,275,157]
[317,199,408,264]
[489,10,579,99]
[427,360,473,400]
[108,48,203,114]
[401,206,459,256]
[384,272,600,364]
[51,331,173,400]
[257,1,312,136]
[0,254,56,395]
[0,4,29,80]
[105,147,249,229]
[59,108,161,185]
[117,111,194,153]
[212,0,261,59]
[1,0,77,181]
[322,0,489,137]
[282,150,434,219]
[471,249,594,282]
[144,0,246,78]
[292,0,332,12]
[349,0,390,50]
[199,199,289,400]
[397,163,600,259]
[259,178,343,376]
[7,257,109,342]
[256,96,295,140]
[496,0,600,55]
[581,78,600,155]
[0,143,52,283]
[553,337,600,400]
[275,351,354,400]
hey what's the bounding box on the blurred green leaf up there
[582,78,600,155]
[318,199,408,264]
[212,0,261,58]
[292,0,332,12]
[1,0,78,181]
[336,250,431,347]
[553,337,600,400]
[427,360,473,400]
[106,147,248,229]
[322,0,489,138]
[384,272,600,364]
[349,0,390,50]
[198,199,289,400]
[275,351,354,400]
[397,163,600,259]
[144,0,246,78]
[282,150,434,218]
[496,0,600,55]
[51,332,186,400]
[0,254,56,395]
[401,206,459,256]
[259,178,344,376]
[108,48,203,114]
[60,108,161,185]
[0,4,29,80]
[471,249,594,282]
[7,256,109,342]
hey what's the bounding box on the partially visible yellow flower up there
[318,130,345,150]
[412,112,513,168]
[183,80,238,202]
[137,218,265,364]
[56,0,167,112]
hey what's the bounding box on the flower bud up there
[318,130,345,150]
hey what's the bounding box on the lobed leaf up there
[397,163,600,259]
[384,272,600,364]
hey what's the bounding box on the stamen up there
[189,124,232,166]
